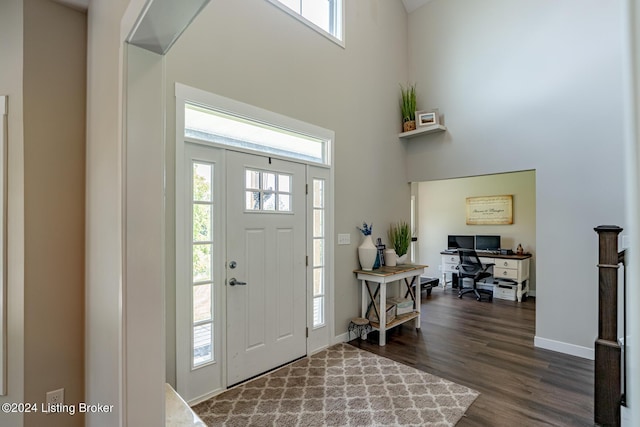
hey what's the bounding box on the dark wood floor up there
[350,286,594,427]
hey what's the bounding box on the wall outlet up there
[46,388,64,407]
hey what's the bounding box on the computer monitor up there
[447,235,475,250]
[475,235,501,251]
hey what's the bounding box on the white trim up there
[306,167,333,355]
[534,336,594,360]
[177,84,333,167]
[265,0,345,48]
[0,96,6,395]
[184,136,329,169]
[333,332,349,344]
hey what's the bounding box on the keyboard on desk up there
[476,250,501,255]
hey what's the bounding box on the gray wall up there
[0,2,86,426]
[163,0,410,384]
[406,0,626,354]
[23,2,86,426]
[417,170,536,292]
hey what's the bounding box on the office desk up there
[354,264,426,346]
[441,251,531,302]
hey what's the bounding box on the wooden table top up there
[353,264,427,277]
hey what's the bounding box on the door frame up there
[175,84,334,404]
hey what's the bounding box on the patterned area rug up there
[193,343,478,426]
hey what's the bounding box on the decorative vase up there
[403,120,416,132]
[397,253,408,264]
[358,235,377,271]
[384,249,397,267]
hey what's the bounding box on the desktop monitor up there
[475,235,501,251]
[447,235,475,250]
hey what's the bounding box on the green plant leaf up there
[388,221,411,256]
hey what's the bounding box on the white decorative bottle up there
[358,235,377,271]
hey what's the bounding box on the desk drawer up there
[444,255,458,264]
[444,263,458,273]
[494,267,518,280]
[496,259,518,269]
[493,283,516,300]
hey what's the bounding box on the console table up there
[354,264,426,346]
[441,251,531,302]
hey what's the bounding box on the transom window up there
[245,169,293,212]
[185,103,330,165]
[266,0,344,46]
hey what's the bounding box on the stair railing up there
[594,225,626,427]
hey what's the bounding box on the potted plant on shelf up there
[388,221,411,264]
[400,83,416,132]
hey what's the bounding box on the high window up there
[267,0,344,46]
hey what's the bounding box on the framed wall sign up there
[466,195,513,225]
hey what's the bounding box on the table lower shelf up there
[369,311,419,330]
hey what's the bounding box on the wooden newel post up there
[594,225,623,427]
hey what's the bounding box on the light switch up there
[338,233,351,245]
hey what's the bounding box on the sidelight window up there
[312,178,325,327]
[192,162,215,367]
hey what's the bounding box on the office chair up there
[457,249,494,301]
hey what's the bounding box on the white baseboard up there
[534,336,594,360]
[333,332,349,344]
[528,289,536,297]
[622,405,631,427]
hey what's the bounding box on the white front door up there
[225,151,307,386]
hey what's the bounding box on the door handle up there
[229,278,247,286]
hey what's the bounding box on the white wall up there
[124,44,166,426]
[86,0,128,425]
[162,0,410,382]
[87,1,167,426]
[625,0,640,422]
[406,0,626,357]
[0,1,25,426]
[417,170,536,291]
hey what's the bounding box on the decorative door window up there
[245,169,293,213]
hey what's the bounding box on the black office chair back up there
[457,249,483,275]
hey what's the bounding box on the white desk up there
[354,264,426,346]
[441,251,531,302]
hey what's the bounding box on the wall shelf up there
[398,124,447,140]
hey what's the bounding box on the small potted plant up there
[388,221,411,264]
[400,83,417,132]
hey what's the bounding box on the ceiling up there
[402,0,434,14]
[52,0,89,11]
[53,0,434,15]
